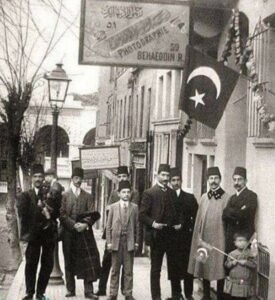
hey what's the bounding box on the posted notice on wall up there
[79,0,190,68]
[80,146,120,170]
[0,181,8,193]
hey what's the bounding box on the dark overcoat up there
[139,184,178,246]
[168,190,198,280]
[16,189,58,242]
[60,188,101,281]
[222,188,258,253]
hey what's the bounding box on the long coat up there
[222,188,258,253]
[139,184,178,246]
[60,188,101,281]
[106,201,139,251]
[188,189,230,281]
[16,189,59,242]
[168,190,198,280]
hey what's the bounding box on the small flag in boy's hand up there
[196,247,209,264]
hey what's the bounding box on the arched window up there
[34,125,70,161]
[83,128,96,146]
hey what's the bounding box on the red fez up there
[31,164,44,175]
[118,180,132,191]
[117,166,129,175]
[207,167,221,178]
[170,167,182,179]
[233,167,247,179]
[158,164,170,174]
[72,167,84,178]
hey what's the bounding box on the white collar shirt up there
[120,200,129,208]
[71,184,81,197]
[236,186,247,197]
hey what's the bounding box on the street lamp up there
[46,63,71,285]
[46,63,71,171]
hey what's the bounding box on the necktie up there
[123,204,128,224]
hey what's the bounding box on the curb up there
[6,260,25,300]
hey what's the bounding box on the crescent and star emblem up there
[187,66,221,108]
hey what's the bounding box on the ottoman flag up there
[179,45,240,129]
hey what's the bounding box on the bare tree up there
[0,0,76,269]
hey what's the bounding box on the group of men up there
[16,161,257,300]
[17,165,101,300]
[139,164,257,300]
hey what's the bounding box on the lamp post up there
[45,63,71,285]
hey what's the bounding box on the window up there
[139,86,145,137]
[157,76,164,119]
[165,71,172,118]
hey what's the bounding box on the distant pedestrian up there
[17,164,59,300]
[224,232,257,300]
[96,166,139,296]
[166,168,198,300]
[223,167,258,253]
[106,181,139,300]
[60,167,100,299]
[188,167,230,300]
[139,164,180,300]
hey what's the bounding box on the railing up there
[257,243,270,300]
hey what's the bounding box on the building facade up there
[95,1,275,298]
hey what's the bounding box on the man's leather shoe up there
[95,290,107,296]
[125,296,136,300]
[36,295,46,300]
[22,295,33,300]
[65,291,76,297]
[84,292,99,299]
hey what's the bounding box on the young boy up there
[106,181,139,300]
[224,232,257,300]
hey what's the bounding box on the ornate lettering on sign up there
[101,5,143,19]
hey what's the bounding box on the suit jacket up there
[222,187,258,253]
[60,188,95,232]
[174,190,198,249]
[106,201,139,251]
[16,189,57,242]
[139,184,178,245]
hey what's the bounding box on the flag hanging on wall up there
[179,45,240,129]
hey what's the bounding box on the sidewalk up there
[6,230,203,300]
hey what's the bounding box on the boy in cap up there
[106,181,139,300]
[60,167,100,299]
[223,167,258,253]
[139,164,180,300]
[188,167,230,300]
[96,165,139,296]
[17,164,59,300]
[166,168,198,300]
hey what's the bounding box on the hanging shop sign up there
[79,0,190,68]
[80,146,120,170]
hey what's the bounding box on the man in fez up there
[188,167,230,300]
[60,167,100,299]
[166,168,198,300]
[17,164,59,300]
[223,167,258,253]
[96,166,139,296]
[139,164,180,300]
